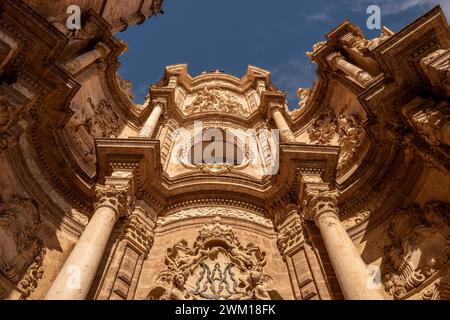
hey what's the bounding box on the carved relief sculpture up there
[184,87,250,117]
[382,202,450,299]
[308,109,365,171]
[0,194,45,298]
[146,217,281,300]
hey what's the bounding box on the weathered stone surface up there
[0,1,449,301]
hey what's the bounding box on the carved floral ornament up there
[410,105,450,147]
[276,218,305,256]
[122,214,154,256]
[67,98,124,163]
[340,27,393,54]
[420,49,450,96]
[303,189,340,223]
[0,95,22,153]
[146,217,282,300]
[94,184,134,218]
[382,201,450,300]
[307,109,365,171]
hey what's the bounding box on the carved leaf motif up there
[277,218,304,256]
[158,207,272,228]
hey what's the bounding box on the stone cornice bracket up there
[303,189,340,225]
[142,86,174,120]
[94,170,135,219]
[306,41,328,64]
[260,91,286,118]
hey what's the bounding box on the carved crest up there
[146,217,281,300]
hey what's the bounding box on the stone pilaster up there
[276,210,332,300]
[95,206,155,300]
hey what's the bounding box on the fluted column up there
[270,106,295,142]
[304,189,384,300]
[44,175,133,300]
[139,97,166,138]
[64,42,111,74]
[327,52,373,86]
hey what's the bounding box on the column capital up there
[94,41,111,57]
[268,103,285,117]
[326,51,345,67]
[152,96,168,112]
[94,184,131,219]
[303,189,339,223]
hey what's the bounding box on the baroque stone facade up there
[0,1,449,301]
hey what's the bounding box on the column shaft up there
[306,190,384,300]
[44,206,117,300]
[65,42,110,74]
[315,211,382,299]
[272,109,295,142]
[139,105,162,138]
[327,52,373,86]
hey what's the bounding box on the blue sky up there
[117,0,450,108]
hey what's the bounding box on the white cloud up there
[270,56,316,110]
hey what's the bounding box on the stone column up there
[44,174,133,300]
[327,52,373,86]
[139,97,166,138]
[304,189,384,300]
[65,42,111,74]
[270,106,295,142]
